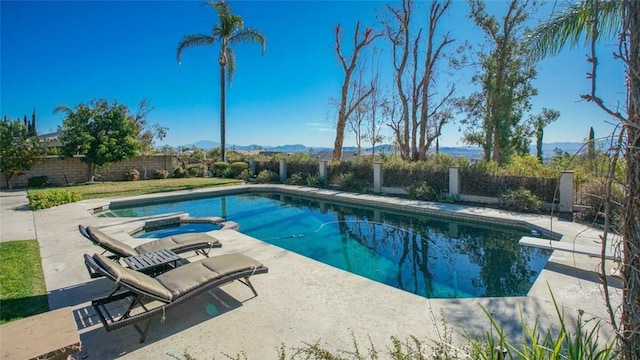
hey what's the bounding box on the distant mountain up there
[180,140,596,160]
[264,144,309,153]
[185,140,219,149]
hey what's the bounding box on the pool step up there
[518,236,620,261]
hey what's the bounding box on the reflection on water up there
[110,193,551,298]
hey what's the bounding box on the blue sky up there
[1,0,626,149]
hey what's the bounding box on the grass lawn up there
[28,177,242,200]
[0,240,49,324]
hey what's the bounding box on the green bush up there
[173,167,187,178]
[186,166,203,177]
[408,181,438,201]
[285,173,306,186]
[306,175,329,188]
[256,169,279,184]
[153,169,169,179]
[230,162,249,178]
[27,189,82,210]
[336,172,367,192]
[125,168,140,181]
[212,161,231,177]
[27,176,49,188]
[238,169,252,182]
[499,188,543,213]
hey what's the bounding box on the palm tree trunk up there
[220,62,227,162]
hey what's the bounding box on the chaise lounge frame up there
[84,253,268,342]
[79,224,222,277]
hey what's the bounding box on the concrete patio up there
[0,185,623,359]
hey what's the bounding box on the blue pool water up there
[109,192,551,298]
[135,223,221,238]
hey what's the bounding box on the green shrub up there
[125,168,140,181]
[285,172,306,185]
[256,169,279,184]
[230,162,249,178]
[153,169,169,179]
[27,176,49,188]
[307,175,329,188]
[186,166,203,177]
[173,167,187,178]
[336,172,366,192]
[499,188,543,213]
[238,169,252,182]
[27,189,82,210]
[408,181,438,201]
[212,161,231,177]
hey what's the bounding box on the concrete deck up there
[0,185,623,359]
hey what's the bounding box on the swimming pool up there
[134,222,221,238]
[108,192,552,298]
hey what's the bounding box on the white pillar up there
[248,159,255,176]
[279,159,287,183]
[373,162,383,193]
[559,171,574,213]
[319,161,327,180]
[449,167,460,196]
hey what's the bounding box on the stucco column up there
[449,167,460,196]
[319,161,327,180]
[559,171,574,213]
[248,159,255,176]
[373,162,383,193]
[279,159,287,183]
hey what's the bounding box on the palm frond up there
[229,28,266,54]
[53,104,73,116]
[176,34,215,64]
[209,0,231,19]
[527,0,621,60]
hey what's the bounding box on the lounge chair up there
[79,224,222,261]
[84,252,268,342]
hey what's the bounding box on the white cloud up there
[306,122,334,132]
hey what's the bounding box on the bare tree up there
[364,48,388,156]
[332,22,382,161]
[385,0,456,161]
[346,60,369,156]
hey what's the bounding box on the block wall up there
[1,155,174,189]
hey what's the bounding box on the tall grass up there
[467,292,617,360]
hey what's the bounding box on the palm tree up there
[528,1,639,358]
[526,0,620,60]
[177,0,265,162]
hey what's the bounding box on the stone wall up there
[1,155,175,189]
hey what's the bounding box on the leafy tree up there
[531,108,560,162]
[460,0,539,164]
[55,99,141,182]
[588,126,596,160]
[528,1,639,357]
[176,0,265,162]
[0,116,43,189]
